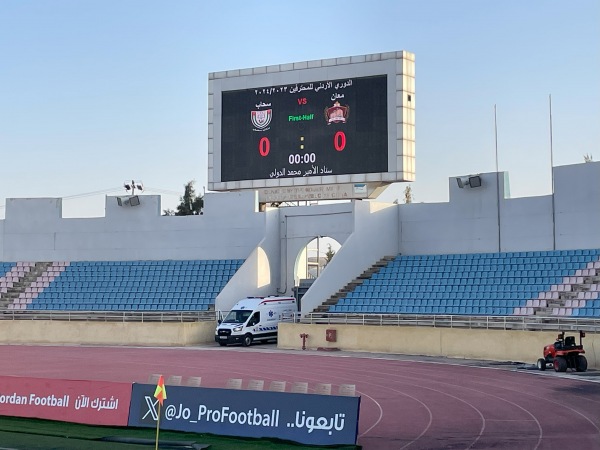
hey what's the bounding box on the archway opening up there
[293,236,341,305]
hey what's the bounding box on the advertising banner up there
[129,383,360,446]
[0,376,131,426]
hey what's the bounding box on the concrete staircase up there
[294,278,315,309]
[311,256,396,314]
[533,263,600,316]
[0,262,54,309]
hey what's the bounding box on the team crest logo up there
[251,109,272,130]
[324,101,349,124]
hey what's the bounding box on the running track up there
[1,344,599,449]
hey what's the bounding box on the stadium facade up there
[1,161,598,317]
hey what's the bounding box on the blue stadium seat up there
[339,249,600,317]
[23,259,244,312]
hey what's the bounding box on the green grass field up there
[0,416,360,449]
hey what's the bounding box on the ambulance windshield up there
[222,309,253,324]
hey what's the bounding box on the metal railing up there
[301,313,600,333]
[0,310,217,323]
[2,309,599,333]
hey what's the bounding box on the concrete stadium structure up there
[1,161,599,367]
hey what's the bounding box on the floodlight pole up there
[494,105,501,252]
[549,94,556,250]
[124,179,143,196]
[317,237,321,277]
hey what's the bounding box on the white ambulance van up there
[215,296,297,347]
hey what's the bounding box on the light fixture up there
[468,175,481,188]
[128,195,140,206]
[456,175,482,189]
[124,179,144,195]
[116,195,141,207]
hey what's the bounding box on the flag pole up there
[155,402,161,450]
[153,374,166,450]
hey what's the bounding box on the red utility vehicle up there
[537,331,587,372]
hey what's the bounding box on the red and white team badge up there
[324,101,349,124]
[251,109,272,130]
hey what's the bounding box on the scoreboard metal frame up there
[208,51,415,194]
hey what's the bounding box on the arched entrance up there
[292,236,341,307]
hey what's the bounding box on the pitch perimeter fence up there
[1,310,599,333]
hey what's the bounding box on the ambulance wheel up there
[242,334,253,347]
[536,358,546,371]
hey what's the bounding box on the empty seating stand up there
[330,249,600,318]
[0,262,17,293]
[17,259,244,313]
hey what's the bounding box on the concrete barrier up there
[0,320,216,346]
[2,319,597,370]
[278,323,600,369]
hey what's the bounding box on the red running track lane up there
[1,344,599,449]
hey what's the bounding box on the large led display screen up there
[220,75,388,182]
[208,51,416,195]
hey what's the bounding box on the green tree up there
[163,181,204,216]
[324,244,336,266]
[404,185,413,204]
[584,153,593,163]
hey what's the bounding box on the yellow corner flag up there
[154,375,167,406]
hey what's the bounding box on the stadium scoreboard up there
[208,51,415,201]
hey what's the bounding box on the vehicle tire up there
[536,358,546,371]
[218,342,227,347]
[554,356,568,372]
[576,355,588,372]
[242,333,253,347]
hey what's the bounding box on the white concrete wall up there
[215,207,280,311]
[277,202,355,298]
[399,173,506,255]
[1,162,598,317]
[498,195,554,252]
[554,161,600,249]
[298,201,399,314]
[397,162,600,255]
[1,191,264,262]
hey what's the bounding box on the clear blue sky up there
[1,0,598,217]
